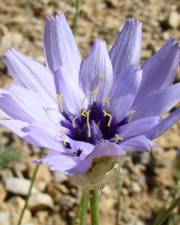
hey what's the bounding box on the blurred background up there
[0,0,179,225]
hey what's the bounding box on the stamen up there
[128,109,136,122]
[81,109,91,138]
[115,134,124,144]
[57,93,64,113]
[103,110,112,127]
[72,114,81,128]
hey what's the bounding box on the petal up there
[145,108,180,139]
[37,151,92,175]
[120,135,156,152]
[0,119,28,137]
[135,38,180,102]
[44,13,82,84]
[79,40,113,103]
[3,49,56,107]
[109,65,142,122]
[0,119,43,146]
[119,116,160,138]
[0,94,33,122]
[89,140,125,159]
[134,83,180,119]
[0,85,51,122]
[109,19,142,78]
[54,67,85,115]
[22,125,64,151]
[69,140,95,160]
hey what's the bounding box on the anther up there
[57,93,64,112]
[103,110,112,127]
[81,109,91,138]
[115,134,124,144]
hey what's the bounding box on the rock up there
[0,212,10,225]
[168,11,180,28]
[27,163,51,184]
[8,197,32,225]
[131,182,141,193]
[4,177,37,196]
[0,183,6,201]
[28,193,54,211]
[59,196,76,210]
[52,172,67,183]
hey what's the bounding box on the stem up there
[89,190,99,225]
[72,0,80,33]
[17,163,40,225]
[153,196,180,225]
[79,193,88,225]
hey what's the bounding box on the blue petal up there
[145,108,180,139]
[135,38,180,104]
[120,135,156,152]
[134,83,180,119]
[109,19,142,78]
[110,65,142,122]
[3,49,56,107]
[79,40,113,103]
[44,13,82,84]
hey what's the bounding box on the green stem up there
[79,193,88,225]
[153,196,180,225]
[17,163,40,225]
[89,190,99,225]
[72,0,80,33]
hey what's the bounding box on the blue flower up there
[0,14,179,178]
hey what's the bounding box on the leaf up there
[153,196,180,225]
[0,144,21,169]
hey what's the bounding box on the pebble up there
[131,182,141,193]
[0,183,6,201]
[168,11,180,28]
[59,196,76,210]
[28,193,54,211]
[4,177,37,196]
[52,172,68,183]
[8,197,32,224]
[0,212,10,225]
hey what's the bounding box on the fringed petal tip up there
[45,12,66,22]
[3,48,16,59]
[125,18,142,26]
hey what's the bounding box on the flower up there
[0,14,180,182]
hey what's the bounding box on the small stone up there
[0,184,6,201]
[52,172,67,183]
[131,182,141,193]
[0,212,10,225]
[168,11,180,28]
[4,177,37,196]
[8,197,32,224]
[27,163,51,184]
[59,196,76,210]
[28,193,54,211]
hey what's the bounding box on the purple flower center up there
[61,102,128,144]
